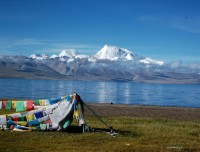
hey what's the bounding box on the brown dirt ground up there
[85,103,200,121]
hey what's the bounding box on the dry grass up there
[1,105,200,151]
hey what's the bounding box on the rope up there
[83,102,114,132]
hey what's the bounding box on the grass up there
[1,110,200,151]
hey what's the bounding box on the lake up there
[0,78,200,108]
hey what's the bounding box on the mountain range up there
[0,45,200,84]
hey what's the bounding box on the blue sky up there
[0,0,200,62]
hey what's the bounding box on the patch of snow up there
[41,54,49,59]
[30,54,49,60]
[67,58,75,63]
[50,54,59,59]
[58,49,79,58]
[88,57,97,62]
[75,55,88,59]
[59,57,67,62]
[125,54,134,60]
[139,58,164,65]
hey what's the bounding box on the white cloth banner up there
[47,101,74,129]
[0,101,2,109]
[0,115,7,126]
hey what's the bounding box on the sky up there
[0,0,200,63]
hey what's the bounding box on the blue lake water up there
[0,78,200,108]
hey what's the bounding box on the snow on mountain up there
[58,49,79,58]
[50,49,97,62]
[30,54,40,59]
[75,55,88,59]
[50,54,59,59]
[88,56,97,62]
[29,45,164,66]
[49,49,79,61]
[95,45,135,61]
[75,55,97,62]
[2,45,200,84]
[67,58,75,63]
[139,57,164,65]
[30,54,49,60]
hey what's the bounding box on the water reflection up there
[0,78,200,108]
[96,82,107,102]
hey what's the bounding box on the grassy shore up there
[1,103,200,151]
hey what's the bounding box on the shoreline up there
[1,99,200,121]
[85,102,200,121]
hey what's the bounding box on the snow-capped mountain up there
[50,49,78,59]
[30,45,164,66]
[50,54,59,59]
[1,44,199,84]
[95,45,135,61]
[58,49,79,58]
[30,54,49,60]
[50,49,79,62]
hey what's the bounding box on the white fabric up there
[44,103,59,114]
[47,101,74,129]
[40,124,47,130]
[0,115,7,126]
[8,113,23,118]
[0,101,2,109]
[34,105,48,111]
[25,109,41,116]
[44,99,50,106]
[23,101,26,108]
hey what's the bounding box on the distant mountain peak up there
[95,45,135,61]
[30,53,49,60]
[3,45,200,84]
[58,49,79,58]
[28,45,164,66]
[30,54,39,59]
